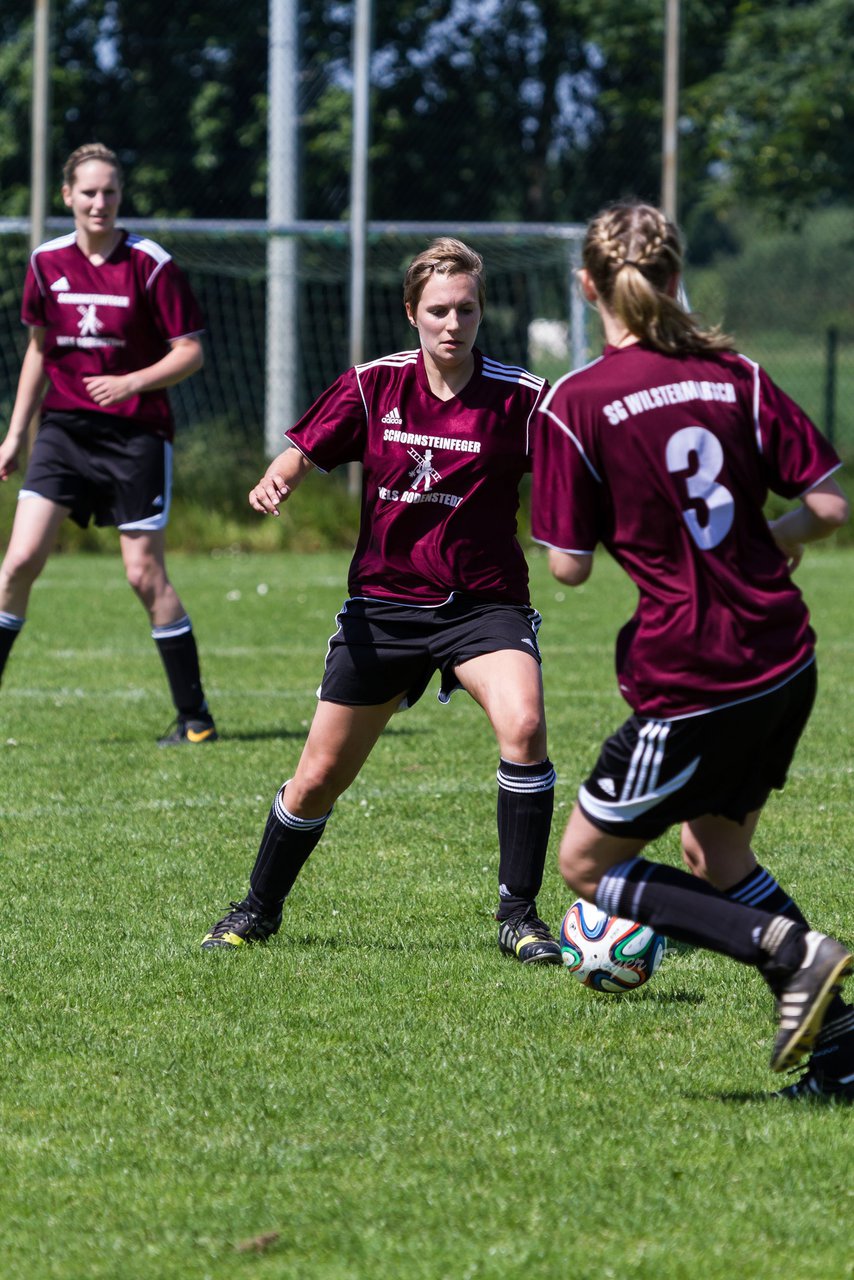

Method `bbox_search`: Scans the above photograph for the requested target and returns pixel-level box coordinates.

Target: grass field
[1,545,852,1280]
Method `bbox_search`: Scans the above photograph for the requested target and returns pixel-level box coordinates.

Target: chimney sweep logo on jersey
[54,290,130,350]
[77,303,104,338]
[376,444,462,509]
[407,447,441,492]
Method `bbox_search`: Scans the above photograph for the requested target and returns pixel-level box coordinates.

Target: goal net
[0,220,588,457]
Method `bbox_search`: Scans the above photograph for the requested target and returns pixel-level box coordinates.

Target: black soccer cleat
[158,714,219,747]
[201,899,282,950]
[770,931,853,1072]
[774,1066,854,1104]
[497,909,562,965]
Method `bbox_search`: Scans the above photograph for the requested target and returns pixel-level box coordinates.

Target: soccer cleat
[201,899,282,950]
[497,909,562,965]
[774,1066,854,1103]
[770,931,853,1072]
[158,714,218,747]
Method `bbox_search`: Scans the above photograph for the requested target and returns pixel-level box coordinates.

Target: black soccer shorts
[577,660,817,839]
[21,410,172,531]
[319,593,543,708]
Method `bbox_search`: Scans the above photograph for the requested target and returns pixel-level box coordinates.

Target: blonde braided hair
[583,201,732,355]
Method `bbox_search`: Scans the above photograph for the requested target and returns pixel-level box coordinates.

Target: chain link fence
[1,215,852,461]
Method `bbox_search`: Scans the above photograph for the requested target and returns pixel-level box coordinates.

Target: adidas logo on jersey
[381,406,403,424]
[51,276,70,292]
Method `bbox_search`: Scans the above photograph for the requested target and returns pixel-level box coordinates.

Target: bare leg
[455,649,559,957]
[454,648,547,762]
[119,528,185,625]
[0,494,69,617]
[681,810,761,890]
[284,694,406,817]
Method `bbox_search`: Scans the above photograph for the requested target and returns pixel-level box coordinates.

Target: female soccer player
[532,200,852,1098]
[202,237,560,964]
[0,143,216,745]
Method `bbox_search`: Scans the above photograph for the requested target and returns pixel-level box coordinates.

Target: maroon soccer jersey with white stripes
[531,343,841,717]
[286,348,548,604]
[21,229,204,440]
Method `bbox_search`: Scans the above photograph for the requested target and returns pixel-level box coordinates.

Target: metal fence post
[824,325,838,446]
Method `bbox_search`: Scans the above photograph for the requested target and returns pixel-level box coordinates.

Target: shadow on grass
[184,723,431,745]
[641,989,704,1005]
[692,1088,791,1105]
[203,727,312,743]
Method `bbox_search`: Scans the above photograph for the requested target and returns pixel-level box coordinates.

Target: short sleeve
[20,261,46,328]
[530,394,602,553]
[756,366,840,499]
[284,367,367,470]
[146,259,205,341]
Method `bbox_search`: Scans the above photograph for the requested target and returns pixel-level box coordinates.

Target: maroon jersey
[286,348,548,604]
[21,229,204,440]
[531,343,841,717]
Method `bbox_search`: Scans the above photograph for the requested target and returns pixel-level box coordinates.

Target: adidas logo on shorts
[381,406,403,424]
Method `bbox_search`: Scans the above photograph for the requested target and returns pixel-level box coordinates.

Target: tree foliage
[686,0,854,224]
[0,0,268,218]
[0,0,851,226]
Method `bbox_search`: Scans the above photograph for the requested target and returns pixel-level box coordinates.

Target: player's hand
[768,517,804,571]
[249,472,291,516]
[780,543,804,572]
[0,440,20,481]
[83,373,135,407]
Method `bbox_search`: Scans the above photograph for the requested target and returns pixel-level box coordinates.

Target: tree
[686,0,854,223]
[300,0,743,225]
[302,0,667,222]
[4,0,848,229]
[0,0,267,219]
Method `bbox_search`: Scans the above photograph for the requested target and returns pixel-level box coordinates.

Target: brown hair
[403,237,486,314]
[583,201,733,355]
[62,143,123,189]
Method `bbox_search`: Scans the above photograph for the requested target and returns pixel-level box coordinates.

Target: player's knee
[558,838,595,900]
[285,767,341,816]
[0,547,45,589]
[501,706,547,760]
[681,839,706,878]
[124,559,148,595]
[124,560,165,607]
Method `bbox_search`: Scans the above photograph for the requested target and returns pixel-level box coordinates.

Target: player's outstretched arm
[249,445,315,516]
[769,476,849,570]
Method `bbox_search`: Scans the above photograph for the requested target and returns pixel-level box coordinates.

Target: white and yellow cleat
[201,899,282,950]
[497,910,562,965]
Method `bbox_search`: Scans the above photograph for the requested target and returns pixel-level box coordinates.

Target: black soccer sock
[807,1007,854,1074]
[247,784,332,916]
[724,863,808,926]
[725,862,850,1027]
[595,856,808,973]
[152,615,209,719]
[0,612,25,683]
[495,757,556,920]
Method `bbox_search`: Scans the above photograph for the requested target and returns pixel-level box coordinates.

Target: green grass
[1,546,853,1280]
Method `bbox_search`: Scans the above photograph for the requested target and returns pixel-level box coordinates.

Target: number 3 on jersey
[665,426,735,550]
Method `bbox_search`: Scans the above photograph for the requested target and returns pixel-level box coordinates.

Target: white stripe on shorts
[580,754,701,826]
[621,720,669,801]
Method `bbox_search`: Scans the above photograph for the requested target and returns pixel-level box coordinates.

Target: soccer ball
[560,899,666,993]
